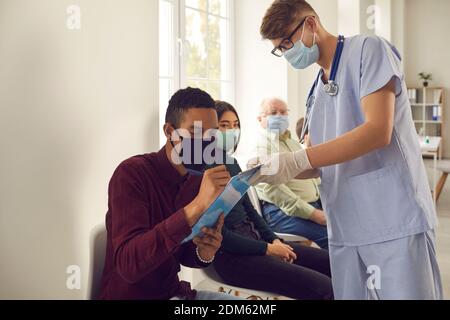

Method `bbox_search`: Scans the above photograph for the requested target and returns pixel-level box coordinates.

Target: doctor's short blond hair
[260,0,317,40]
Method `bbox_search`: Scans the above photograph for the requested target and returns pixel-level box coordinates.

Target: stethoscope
[300,35,345,143]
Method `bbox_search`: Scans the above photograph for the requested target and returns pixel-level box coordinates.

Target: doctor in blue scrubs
[252,0,443,300]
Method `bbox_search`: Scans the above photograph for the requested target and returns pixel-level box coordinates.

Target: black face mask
[170,131,218,176]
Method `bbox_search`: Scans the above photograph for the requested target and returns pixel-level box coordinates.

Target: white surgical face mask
[217,129,240,153]
[284,22,319,70]
[267,115,289,134]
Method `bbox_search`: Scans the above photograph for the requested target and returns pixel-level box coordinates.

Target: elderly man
[255,97,328,250]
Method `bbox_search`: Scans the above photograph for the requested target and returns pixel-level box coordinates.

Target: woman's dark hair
[215,100,241,127]
[215,100,241,152]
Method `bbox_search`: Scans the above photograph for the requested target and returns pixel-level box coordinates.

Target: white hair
[260,97,288,113]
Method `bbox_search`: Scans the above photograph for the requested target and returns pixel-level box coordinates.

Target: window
[159,0,234,144]
[183,0,234,100]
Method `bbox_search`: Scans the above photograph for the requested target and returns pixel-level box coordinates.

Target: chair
[435,160,450,202]
[87,224,107,300]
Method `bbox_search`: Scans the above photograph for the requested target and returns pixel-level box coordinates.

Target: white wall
[404,0,450,157]
[374,0,391,40]
[234,0,288,160]
[337,0,393,40]
[391,0,405,59]
[0,0,159,299]
[337,0,360,37]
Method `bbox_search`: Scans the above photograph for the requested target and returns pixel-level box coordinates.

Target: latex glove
[248,149,314,186]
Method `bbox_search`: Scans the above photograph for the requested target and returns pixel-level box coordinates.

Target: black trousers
[213,243,333,300]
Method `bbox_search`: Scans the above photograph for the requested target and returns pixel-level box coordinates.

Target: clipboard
[182,165,262,243]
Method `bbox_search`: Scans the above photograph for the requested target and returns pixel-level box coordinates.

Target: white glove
[247,149,314,186]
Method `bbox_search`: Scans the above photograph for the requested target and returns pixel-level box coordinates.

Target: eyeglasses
[271,16,310,57]
[261,109,291,117]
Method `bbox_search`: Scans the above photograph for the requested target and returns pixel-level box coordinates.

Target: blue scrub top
[309,35,437,246]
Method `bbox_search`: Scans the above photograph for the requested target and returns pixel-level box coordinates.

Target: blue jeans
[262,201,329,250]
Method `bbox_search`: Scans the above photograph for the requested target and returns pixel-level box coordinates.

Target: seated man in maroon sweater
[99,88,241,300]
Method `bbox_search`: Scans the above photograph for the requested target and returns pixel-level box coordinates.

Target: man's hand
[185,166,231,227]
[310,209,327,226]
[193,214,225,262]
[266,239,297,263]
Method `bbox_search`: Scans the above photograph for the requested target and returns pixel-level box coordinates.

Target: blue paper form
[182,165,262,243]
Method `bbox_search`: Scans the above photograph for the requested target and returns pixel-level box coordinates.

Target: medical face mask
[267,115,289,134]
[284,23,319,70]
[217,129,240,153]
[170,130,218,176]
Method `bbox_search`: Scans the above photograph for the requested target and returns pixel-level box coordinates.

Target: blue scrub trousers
[330,230,443,300]
[262,201,329,250]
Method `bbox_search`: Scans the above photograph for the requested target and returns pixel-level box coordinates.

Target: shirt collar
[259,128,292,142]
[280,130,292,141]
[153,146,188,185]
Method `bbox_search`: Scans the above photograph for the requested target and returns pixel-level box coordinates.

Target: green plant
[418,72,433,81]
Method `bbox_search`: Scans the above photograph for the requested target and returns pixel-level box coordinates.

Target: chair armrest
[275,233,309,242]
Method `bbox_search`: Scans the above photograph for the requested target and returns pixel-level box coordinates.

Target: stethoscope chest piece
[323,35,345,96]
[300,35,345,142]
[324,80,339,96]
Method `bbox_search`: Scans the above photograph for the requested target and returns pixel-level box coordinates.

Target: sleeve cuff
[161,209,192,247]
[296,202,315,219]
[259,242,269,256]
[266,234,279,243]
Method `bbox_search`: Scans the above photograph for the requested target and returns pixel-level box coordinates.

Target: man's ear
[309,16,319,33]
[163,124,173,140]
